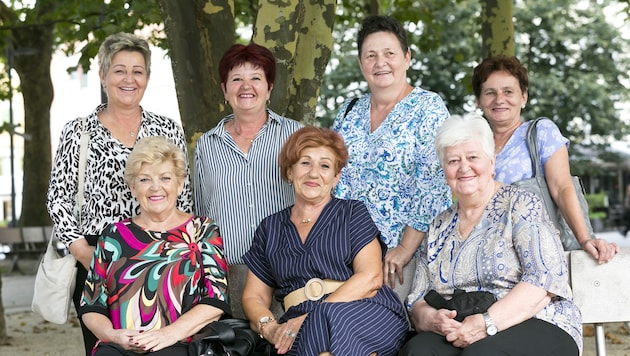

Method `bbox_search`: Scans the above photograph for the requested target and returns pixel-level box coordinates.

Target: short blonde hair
[124,136,187,186]
[98,32,151,77]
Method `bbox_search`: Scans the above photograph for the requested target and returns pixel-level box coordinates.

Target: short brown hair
[278,127,348,181]
[472,55,528,99]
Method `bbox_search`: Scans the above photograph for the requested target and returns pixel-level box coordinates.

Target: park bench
[226,248,630,356]
[0,226,51,274]
[568,248,630,356]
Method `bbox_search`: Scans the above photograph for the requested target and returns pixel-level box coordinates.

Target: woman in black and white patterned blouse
[46,32,192,356]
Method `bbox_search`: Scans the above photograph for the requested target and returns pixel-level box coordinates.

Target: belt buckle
[304,278,326,301]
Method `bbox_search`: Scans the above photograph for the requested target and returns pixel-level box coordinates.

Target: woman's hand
[410,301,459,335]
[445,313,486,348]
[384,226,424,288]
[265,315,307,354]
[581,238,619,264]
[130,328,182,353]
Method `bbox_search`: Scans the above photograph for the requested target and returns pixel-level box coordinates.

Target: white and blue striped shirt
[193,109,303,264]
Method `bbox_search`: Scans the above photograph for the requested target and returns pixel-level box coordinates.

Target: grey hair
[435,114,495,166]
[98,32,151,77]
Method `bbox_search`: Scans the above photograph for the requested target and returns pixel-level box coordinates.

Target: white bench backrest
[569,248,630,324]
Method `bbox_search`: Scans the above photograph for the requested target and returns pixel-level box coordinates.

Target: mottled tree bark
[481,0,514,57]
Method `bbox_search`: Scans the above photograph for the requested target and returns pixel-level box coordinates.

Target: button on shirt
[194,110,303,264]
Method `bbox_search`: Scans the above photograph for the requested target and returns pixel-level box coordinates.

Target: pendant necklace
[301,218,311,224]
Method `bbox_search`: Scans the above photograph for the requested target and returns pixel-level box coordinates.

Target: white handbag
[31,234,78,324]
[32,117,88,324]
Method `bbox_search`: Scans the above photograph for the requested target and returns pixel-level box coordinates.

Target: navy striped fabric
[193,110,302,264]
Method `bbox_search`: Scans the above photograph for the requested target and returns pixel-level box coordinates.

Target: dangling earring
[267,99,271,106]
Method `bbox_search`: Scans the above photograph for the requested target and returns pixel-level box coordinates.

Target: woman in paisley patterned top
[79,137,230,356]
[332,15,451,302]
[400,115,582,355]
[46,33,192,355]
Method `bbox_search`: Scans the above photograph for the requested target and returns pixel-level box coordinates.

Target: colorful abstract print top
[79,216,230,330]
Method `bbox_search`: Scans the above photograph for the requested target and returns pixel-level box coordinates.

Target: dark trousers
[399,318,579,356]
[92,342,189,356]
[74,235,99,356]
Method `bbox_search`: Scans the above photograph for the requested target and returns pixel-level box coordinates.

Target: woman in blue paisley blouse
[79,136,230,356]
[332,15,451,302]
[400,115,581,355]
[46,33,192,355]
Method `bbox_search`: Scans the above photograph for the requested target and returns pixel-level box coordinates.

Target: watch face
[487,325,498,336]
[259,316,270,323]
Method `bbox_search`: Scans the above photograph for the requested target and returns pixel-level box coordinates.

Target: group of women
[46,14,618,356]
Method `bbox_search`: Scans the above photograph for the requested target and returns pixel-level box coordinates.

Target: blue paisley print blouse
[407,185,582,352]
[332,87,452,248]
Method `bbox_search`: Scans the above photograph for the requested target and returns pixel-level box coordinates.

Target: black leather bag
[424,289,497,322]
[188,318,259,356]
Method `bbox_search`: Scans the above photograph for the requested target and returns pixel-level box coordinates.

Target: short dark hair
[472,55,529,99]
[278,127,348,181]
[218,43,276,90]
[357,15,409,56]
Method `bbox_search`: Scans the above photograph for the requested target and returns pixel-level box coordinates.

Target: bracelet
[257,315,275,339]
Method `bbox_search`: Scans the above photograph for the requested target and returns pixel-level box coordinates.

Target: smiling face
[477,71,528,128]
[443,141,495,200]
[287,146,341,204]
[129,161,184,219]
[222,62,272,115]
[358,31,411,91]
[100,50,148,110]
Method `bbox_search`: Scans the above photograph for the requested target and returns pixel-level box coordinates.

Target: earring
[267,99,271,106]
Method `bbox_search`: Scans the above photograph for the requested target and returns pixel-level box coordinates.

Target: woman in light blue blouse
[472,55,617,264]
[332,15,452,303]
[401,114,582,355]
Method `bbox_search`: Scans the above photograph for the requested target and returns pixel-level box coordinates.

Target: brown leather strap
[283,278,344,310]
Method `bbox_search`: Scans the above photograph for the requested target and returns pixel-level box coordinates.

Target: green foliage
[585,193,609,219]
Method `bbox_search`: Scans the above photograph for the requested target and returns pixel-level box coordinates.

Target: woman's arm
[545,147,618,263]
[131,304,224,352]
[82,312,144,352]
[327,238,383,302]
[242,270,303,354]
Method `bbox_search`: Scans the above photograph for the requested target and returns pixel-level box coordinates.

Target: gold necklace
[301,218,311,224]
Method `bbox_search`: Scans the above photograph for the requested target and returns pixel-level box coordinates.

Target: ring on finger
[285,329,293,336]
[290,332,297,338]
[389,269,396,274]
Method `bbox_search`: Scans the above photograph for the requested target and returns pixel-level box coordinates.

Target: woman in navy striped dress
[242,127,408,355]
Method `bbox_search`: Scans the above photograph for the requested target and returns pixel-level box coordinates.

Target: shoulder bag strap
[343,97,359,118]
[524,117,546,179]
[76,117,89,227]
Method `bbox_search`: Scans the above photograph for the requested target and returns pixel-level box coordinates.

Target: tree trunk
[252,0,336,125]
[156,0,235,152]
[481,0,514,57]
[12,25,55,227]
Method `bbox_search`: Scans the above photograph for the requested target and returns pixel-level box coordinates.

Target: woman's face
[477,71,528,127]
[358,31,411,91]
[287,146,340,204]
[443,140,495,199]
[222,62,272,115]
[129,161,184,218]
[100,50,148,110]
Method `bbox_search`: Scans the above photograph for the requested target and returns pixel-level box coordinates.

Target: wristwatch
[257,315,275,338]
[483,312,498,336]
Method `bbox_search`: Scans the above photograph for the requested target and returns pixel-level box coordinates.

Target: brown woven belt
[283,278,344,310]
